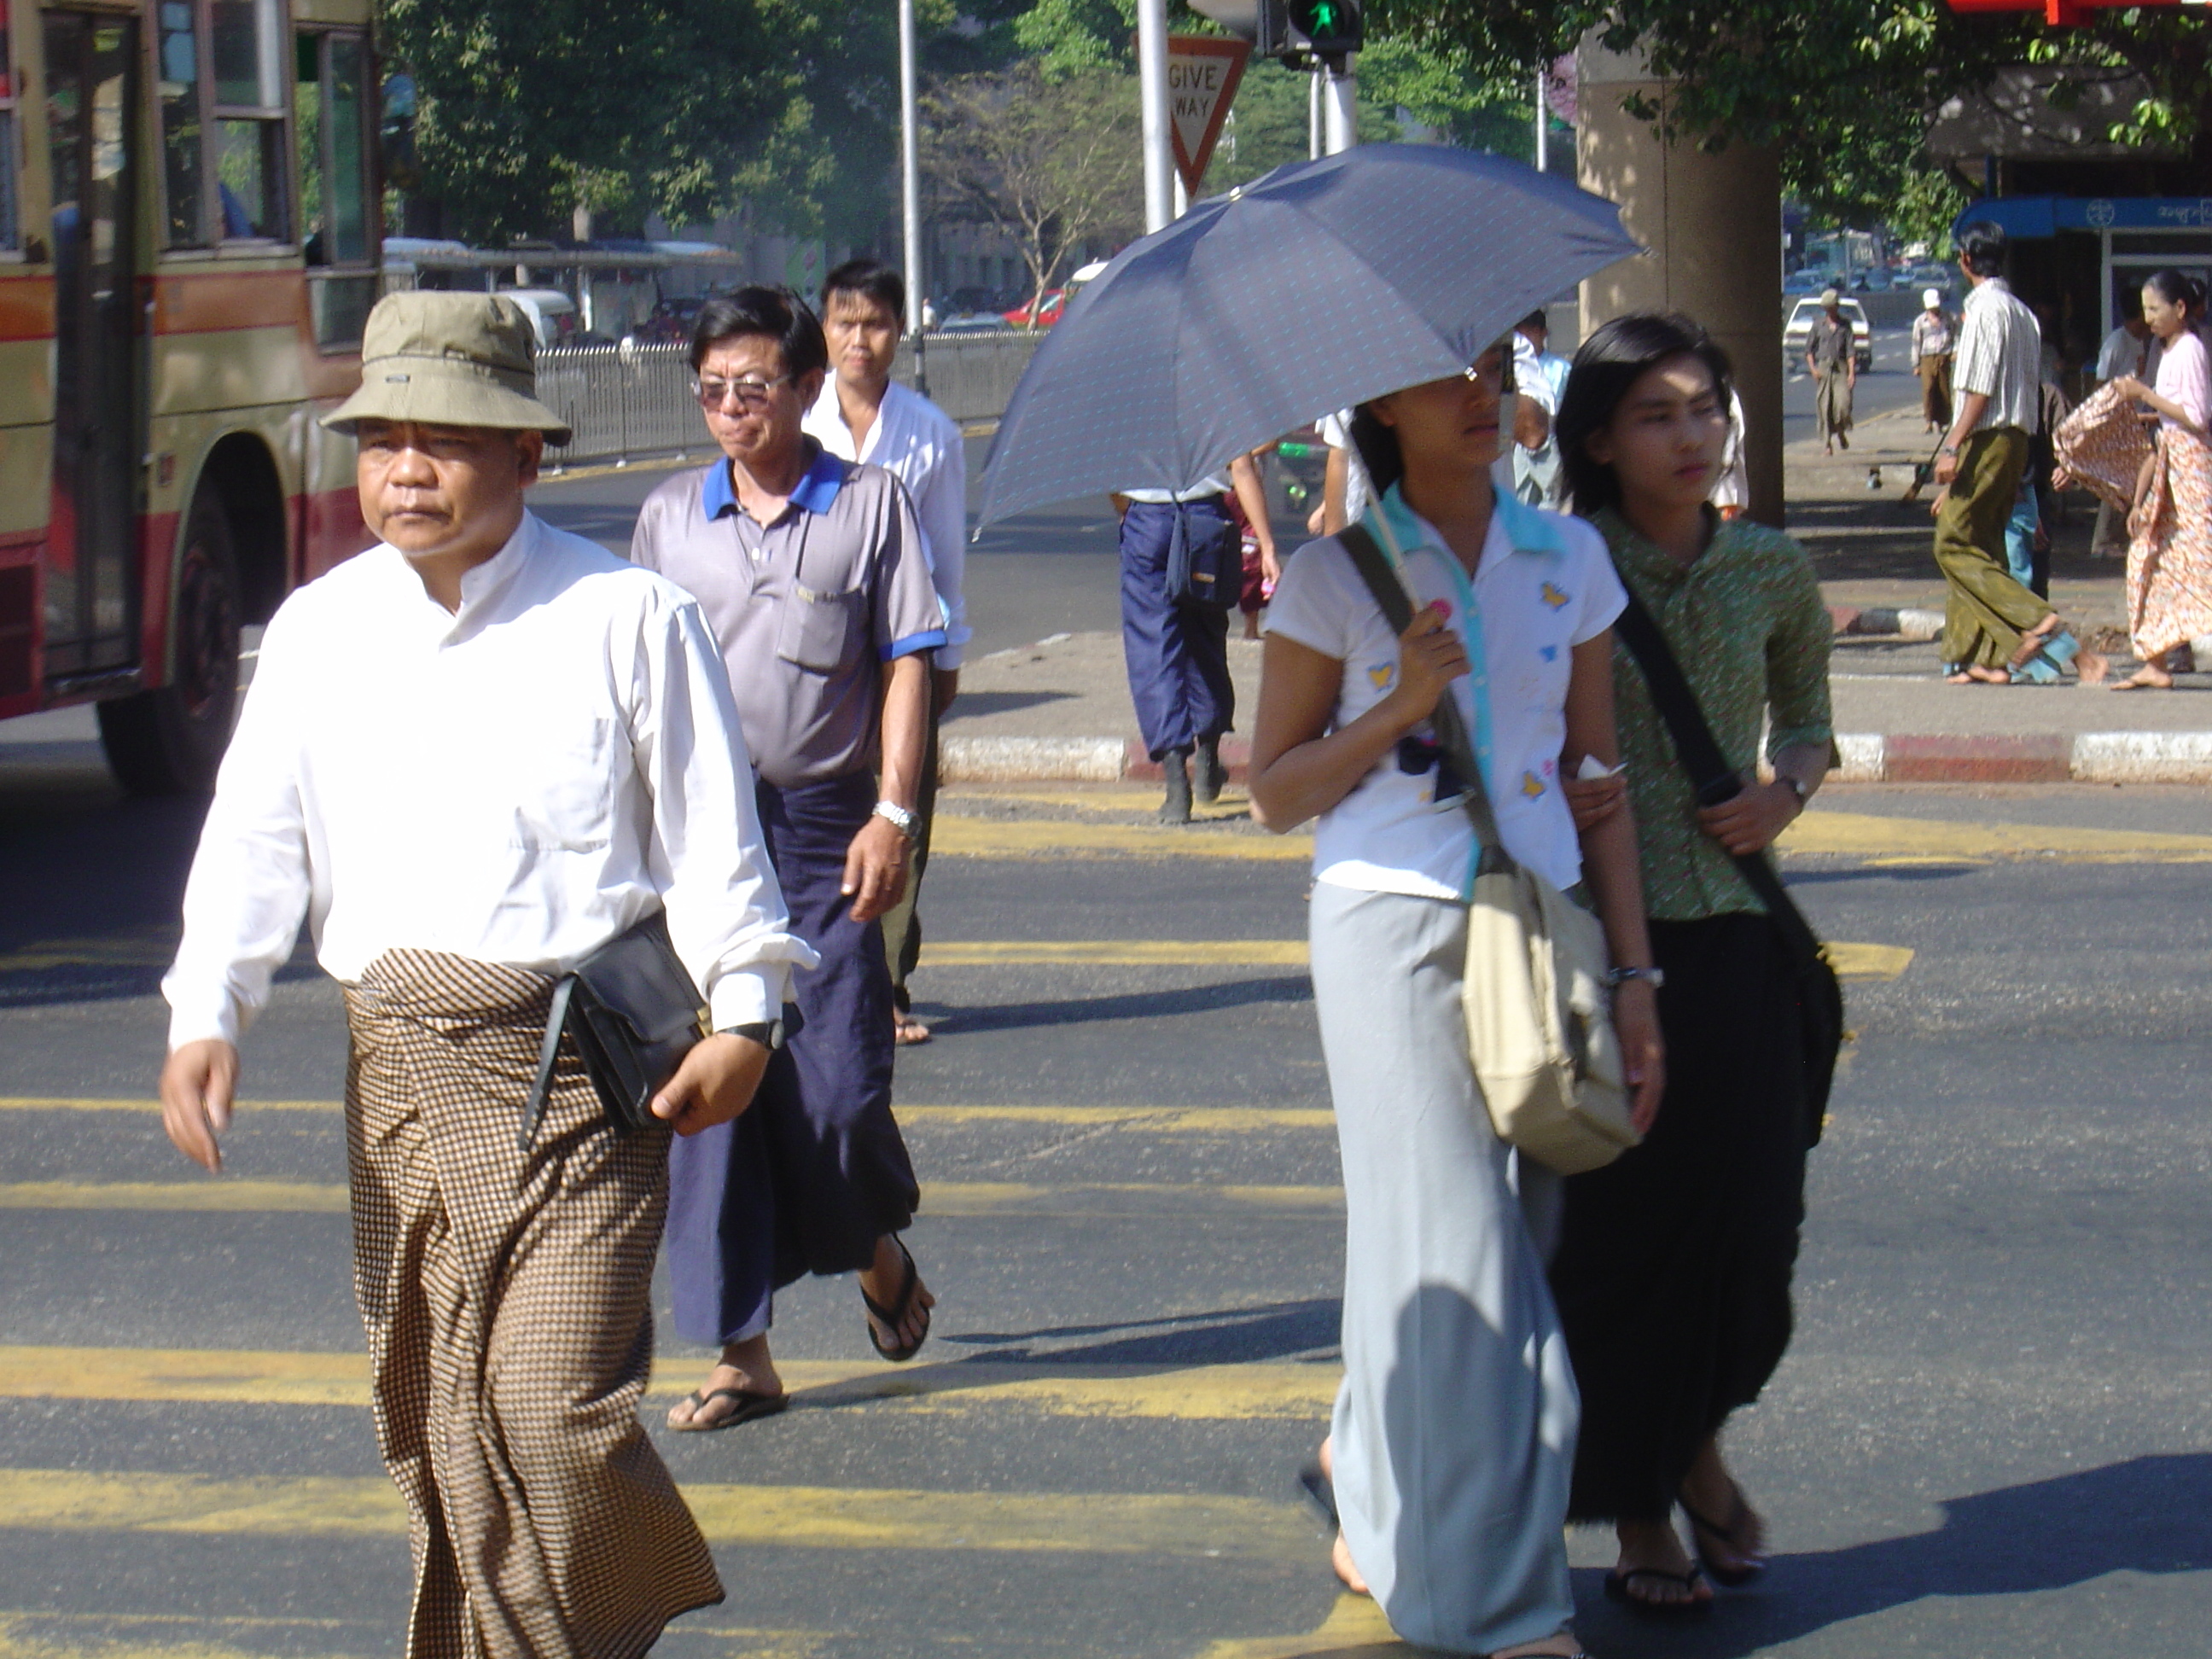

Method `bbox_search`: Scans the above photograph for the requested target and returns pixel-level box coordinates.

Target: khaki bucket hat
[322,291,573,444]
[1819,287,1842,307]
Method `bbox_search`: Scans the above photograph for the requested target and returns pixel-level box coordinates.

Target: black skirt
[1549,911,1811,1523]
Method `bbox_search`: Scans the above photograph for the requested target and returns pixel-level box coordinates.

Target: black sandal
[1679,1481,1767,1586]
[863,1237,931,1363]
[670,1386,789,1433]
[1604,1563,1712,1616]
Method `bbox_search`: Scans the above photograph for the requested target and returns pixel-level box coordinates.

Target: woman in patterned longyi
[2104,271,2212,690]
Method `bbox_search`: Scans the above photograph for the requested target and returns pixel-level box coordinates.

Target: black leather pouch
[521,911,705,1149]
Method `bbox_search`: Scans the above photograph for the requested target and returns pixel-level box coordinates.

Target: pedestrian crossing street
[0,1086,1371,1659]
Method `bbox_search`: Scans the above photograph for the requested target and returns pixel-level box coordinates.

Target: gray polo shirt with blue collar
[631,443,946,789]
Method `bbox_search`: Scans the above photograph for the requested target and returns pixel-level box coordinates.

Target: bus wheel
[98,492,243,796]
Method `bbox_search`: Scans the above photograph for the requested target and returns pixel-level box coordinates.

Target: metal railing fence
[538,331,1047,469]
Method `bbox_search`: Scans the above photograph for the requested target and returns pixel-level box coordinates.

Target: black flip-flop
[863,1236,931,1363]
[1604,1564,1712,1616]
[1680,1483,1767,1586]
[671,1386,789,1433]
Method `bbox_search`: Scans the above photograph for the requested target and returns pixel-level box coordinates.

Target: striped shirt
[1952,277,2041,434]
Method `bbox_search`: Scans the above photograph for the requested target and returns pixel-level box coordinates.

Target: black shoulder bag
[519,911,707,1150]
[1611,593,1845,1146]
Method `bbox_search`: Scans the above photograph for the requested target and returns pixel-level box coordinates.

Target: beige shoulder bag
[1339,523,1638,1175]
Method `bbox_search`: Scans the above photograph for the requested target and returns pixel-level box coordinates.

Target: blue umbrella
[976,143,1641,527]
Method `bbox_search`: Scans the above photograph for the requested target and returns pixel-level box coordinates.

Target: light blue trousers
[1310,881,1578,1654]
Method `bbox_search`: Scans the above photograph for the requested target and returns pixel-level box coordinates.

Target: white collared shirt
[1953,277,2042,434]
[162,511,818,1050]
[806,378,970,668]
[1265,488,1627,900]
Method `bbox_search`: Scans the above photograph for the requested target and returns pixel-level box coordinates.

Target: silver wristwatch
[1605,965,1666,989]
[872,800,920,840]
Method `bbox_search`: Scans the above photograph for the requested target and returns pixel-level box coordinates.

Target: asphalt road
[3,756,2211,1658]
[529,327,1928,660]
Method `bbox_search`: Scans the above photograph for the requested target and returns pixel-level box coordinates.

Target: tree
[1365,2,2212,222]
[920,65,1144,319]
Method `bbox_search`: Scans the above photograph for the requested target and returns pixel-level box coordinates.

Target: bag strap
[1337,523,1514,876]
[519,975,577,1153]
[1609,587,1826,965]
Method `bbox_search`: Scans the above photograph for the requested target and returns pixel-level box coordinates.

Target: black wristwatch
[719,1019,785,1051]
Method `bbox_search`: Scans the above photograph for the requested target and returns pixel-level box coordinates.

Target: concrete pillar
[1576,38,1784,527]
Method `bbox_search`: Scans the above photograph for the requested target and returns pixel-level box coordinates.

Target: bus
[0,0,381,792]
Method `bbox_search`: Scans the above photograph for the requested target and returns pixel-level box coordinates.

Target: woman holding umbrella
[1250,340,1666,1658]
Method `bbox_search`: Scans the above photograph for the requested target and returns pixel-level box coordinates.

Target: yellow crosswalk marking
[0,1100,1339,1130]
[1196,1592,1399,1657]
[0,1346,1340,1420]
[0,1179,1344,1217]
[0,1613,825,1659]
[923,940,1311,966]
[1779,809,2212,863]
[932,815,1312,861]
[0,1469,1315,1558]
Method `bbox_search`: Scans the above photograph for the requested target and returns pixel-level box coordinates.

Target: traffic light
[1283,0,1363,57]
[1190,0,1363,65]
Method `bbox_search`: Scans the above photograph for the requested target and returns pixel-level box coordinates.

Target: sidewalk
[944,408,2212,786]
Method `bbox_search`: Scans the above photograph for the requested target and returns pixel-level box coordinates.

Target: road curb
[945,731,2212,787]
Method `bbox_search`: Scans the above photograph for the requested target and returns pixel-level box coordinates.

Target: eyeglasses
[692,374,791,410]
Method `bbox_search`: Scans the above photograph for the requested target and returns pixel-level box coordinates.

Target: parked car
[1782,268,1825,295]
[1783,295,1872,373]
[1004,288,1068,329]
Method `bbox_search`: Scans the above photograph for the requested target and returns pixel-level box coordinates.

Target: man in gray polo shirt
[632,287,946,1430]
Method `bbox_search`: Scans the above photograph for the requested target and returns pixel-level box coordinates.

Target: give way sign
[1167,35,1252,196]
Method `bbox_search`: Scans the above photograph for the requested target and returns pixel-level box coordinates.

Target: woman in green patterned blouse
[1547,314,1836,1617]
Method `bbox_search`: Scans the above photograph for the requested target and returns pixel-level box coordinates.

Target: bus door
[42,10,139,679]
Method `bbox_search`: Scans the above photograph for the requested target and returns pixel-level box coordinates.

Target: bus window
[0,0,17,253]
[296,29,375,346]
[155,0,205,245]
[212,0,285,241]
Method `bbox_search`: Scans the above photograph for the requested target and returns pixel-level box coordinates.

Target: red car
[1003,288,1068,329]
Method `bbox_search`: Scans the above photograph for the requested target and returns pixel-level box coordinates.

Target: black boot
[1158,749,1193,824]
[1192,735,1225,805]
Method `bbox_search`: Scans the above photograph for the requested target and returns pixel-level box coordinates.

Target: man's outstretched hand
[650,1032,773,1137]
[160,1039,241,1173]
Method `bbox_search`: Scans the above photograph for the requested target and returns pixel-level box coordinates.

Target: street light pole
[1137,0,1173,231]
[898,0,923,335]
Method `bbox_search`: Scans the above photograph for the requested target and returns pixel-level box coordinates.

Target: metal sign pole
[899,0,923,336]
[1137,0,1174,231]
[1323,52,1356,154]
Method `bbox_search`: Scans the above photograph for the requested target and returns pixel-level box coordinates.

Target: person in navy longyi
[632,287,945,1431]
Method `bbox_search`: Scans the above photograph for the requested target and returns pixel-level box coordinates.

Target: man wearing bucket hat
[1912,288,1957,434]
[1806,288,1856,456]
[156,289,815,1656]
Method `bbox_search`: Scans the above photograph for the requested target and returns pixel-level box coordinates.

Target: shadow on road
[1574,1452,2212,1656]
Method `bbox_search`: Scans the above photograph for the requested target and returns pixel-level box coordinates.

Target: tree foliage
[1368,1,2211,229]
[919,65,1144,315]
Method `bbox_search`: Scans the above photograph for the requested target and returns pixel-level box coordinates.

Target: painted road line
[922,938,1913,980]
[923,940,1310,967]
[0,1469,1314,1559]
[932,814,1311,861]
[0,1179,1342,1217]
[0,1099,1336,1131]
[1780,809,2212,863]
[934,806,2212,864]
[0,1347,1340,1420]
[0,1612,827,1659]
[1197,1593,1394,1658]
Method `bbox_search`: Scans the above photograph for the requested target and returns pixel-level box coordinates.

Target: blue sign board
[1954,196,2212,239]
